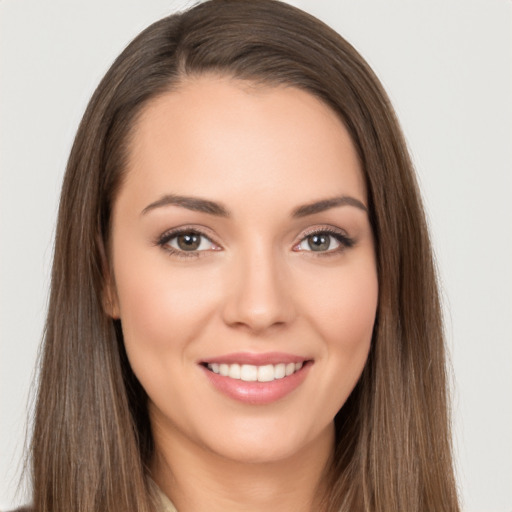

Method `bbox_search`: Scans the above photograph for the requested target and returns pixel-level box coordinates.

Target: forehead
[122,76,366,211]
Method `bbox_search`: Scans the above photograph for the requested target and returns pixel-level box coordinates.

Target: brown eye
[299,233,341,252]
[307,234,332,251]
[163,231,217,253]
[176,233,201,251]
[295,229,354,254]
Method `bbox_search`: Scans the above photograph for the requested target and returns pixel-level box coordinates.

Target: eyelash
[294,227,355,257]
[155,227,218,260]
[155,226,355,259]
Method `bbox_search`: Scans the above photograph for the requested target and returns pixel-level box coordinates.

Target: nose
[221,245,296,333]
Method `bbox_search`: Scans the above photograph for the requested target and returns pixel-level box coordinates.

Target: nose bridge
[222,238,295,332]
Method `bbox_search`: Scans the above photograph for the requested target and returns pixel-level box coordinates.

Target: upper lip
[200,352,310,366]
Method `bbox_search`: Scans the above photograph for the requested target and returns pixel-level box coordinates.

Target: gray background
[1,0,511,510]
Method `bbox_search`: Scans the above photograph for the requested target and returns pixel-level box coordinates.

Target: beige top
[148,478,178,512]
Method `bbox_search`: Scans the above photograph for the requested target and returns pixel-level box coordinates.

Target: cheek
[334,271,378,344]
[303,259,378,351]
[113,261,223,412]
[290,255,378,427]
[113,254,219,359]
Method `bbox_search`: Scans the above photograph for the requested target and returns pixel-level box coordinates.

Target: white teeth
[274,363,286,379]
[228,363,240,379]
[206,361,305,382]
[240,364,258,381]
[257,364,275,382]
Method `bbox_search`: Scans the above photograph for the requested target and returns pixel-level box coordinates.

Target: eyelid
[155,225,222,258]
[298,225,349,239]
[292,225,355,254]
[154,223,354,259]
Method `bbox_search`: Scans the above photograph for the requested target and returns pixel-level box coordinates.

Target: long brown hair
[31,1,460,510]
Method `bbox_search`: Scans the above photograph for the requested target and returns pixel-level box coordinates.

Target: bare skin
[151,410,332,512]
[108,76,378,511]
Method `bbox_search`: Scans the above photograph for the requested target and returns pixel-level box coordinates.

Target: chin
[200,421,334,466]
[210,442,303,465]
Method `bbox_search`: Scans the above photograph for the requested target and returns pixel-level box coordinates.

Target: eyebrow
[141,194,367,218]
[141,194,230,217]
[291,196,368,217]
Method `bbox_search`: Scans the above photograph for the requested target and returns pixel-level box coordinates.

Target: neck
[151,422,334,512]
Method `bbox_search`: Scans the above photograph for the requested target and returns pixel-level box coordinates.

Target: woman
[26,0,459,510]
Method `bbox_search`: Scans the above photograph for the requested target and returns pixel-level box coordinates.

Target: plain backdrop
[1,1,511,510]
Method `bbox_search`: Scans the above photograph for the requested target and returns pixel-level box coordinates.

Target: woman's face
[109,76,378,464]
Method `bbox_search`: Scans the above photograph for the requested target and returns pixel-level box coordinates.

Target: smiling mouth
[204,361,307,382]
[200,356,312,404]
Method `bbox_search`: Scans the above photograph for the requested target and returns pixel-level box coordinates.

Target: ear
[97,232,120,319]
[102,277,120,319]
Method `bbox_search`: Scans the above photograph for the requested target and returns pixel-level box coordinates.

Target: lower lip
[201,362,311,405]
